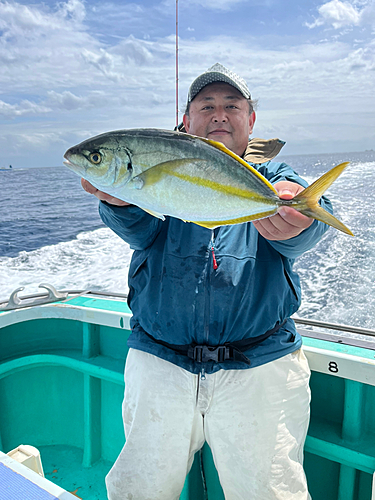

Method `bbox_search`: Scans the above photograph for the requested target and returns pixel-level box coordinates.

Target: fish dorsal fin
[196,136,278,195]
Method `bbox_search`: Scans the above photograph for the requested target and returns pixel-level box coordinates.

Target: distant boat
[0,165,12,170]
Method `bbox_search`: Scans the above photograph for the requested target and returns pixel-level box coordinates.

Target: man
[82,63,332,499]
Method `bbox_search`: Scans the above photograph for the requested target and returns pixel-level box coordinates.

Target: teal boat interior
[1,288,375,499]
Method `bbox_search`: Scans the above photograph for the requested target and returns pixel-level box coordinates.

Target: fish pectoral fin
[140,207,166,221]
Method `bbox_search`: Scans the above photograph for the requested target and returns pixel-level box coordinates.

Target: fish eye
[89,152,102,164]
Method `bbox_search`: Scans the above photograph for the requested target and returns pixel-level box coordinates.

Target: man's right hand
[81,179,130,206]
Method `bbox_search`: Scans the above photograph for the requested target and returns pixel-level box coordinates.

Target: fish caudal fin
[292,162,353,236]
[299,203,353,236]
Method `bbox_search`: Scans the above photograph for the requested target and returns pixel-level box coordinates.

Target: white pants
[106,348,311,500]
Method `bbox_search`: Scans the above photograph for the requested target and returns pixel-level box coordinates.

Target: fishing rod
[176,0,179,129]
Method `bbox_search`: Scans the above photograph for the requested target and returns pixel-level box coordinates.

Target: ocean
[1,150,374,330]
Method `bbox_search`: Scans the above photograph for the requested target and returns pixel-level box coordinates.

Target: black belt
[144,320,287,366]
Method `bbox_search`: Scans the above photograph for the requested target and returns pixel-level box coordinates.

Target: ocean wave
[1,156,375,331]
[294,161,375,329]
[0,228,132,299]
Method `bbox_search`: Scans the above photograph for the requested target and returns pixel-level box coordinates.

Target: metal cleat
[0,284,68,311]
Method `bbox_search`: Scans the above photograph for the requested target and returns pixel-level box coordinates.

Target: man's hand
[253,181,313,241]
[81,179,130,206]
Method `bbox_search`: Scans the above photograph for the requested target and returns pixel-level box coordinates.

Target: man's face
[183,82,255,157]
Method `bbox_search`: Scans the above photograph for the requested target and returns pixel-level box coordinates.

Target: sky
[0,0,374,168]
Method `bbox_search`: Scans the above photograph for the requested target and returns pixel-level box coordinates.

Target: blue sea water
[0,150,374,329]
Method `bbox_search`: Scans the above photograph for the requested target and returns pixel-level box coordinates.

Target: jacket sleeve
[258,161,333,259]
[99,201,163,251]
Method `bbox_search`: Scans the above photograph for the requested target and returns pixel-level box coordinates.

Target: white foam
[0,228,132,299]
[295,161,375,330]
[1,160,374,332]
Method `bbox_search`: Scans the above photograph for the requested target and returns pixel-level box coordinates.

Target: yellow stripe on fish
[191,209,280,228]
[63,128,354,236]
[136,158,275,203]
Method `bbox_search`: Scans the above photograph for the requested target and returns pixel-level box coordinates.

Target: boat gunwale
[1,287,374,338]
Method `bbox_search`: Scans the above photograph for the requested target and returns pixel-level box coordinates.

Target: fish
[63,128,353,236]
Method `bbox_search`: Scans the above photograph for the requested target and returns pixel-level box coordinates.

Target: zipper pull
[211,246,218,270]
[211,232,218,270]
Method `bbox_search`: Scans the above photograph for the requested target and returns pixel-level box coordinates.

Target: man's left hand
[253,181,313,241]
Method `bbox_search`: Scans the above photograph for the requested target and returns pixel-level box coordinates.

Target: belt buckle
[192,345,229,363]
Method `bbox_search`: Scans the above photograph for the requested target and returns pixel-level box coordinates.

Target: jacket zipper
[205,231,217,345]
[200,231,219,380]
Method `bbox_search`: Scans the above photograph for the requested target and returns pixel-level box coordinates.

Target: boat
[0,284,375,499]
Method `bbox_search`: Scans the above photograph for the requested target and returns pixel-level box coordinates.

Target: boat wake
[0,228,132,299]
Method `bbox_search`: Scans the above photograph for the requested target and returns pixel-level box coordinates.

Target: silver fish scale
[65,128,282,225]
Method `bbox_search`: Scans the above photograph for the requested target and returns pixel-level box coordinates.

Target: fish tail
[298,203,354,236]
[292,162,354,236]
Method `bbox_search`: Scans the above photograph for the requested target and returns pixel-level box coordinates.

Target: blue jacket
[99,160,332,374]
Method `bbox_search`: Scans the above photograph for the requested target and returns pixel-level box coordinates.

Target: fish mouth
[63,149,81,170]
[63,147,80,166]
[63,158,86,176]
[63,159,81,171]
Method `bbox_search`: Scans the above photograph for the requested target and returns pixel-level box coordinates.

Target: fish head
[63,134,133,189]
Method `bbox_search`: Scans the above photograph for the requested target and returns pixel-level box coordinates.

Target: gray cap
[188,63,251,102]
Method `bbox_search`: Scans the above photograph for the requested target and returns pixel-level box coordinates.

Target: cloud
[0,1,162,93]
[0,128,67,157]
[186,0,249,11]
[162,0,275,12]
[175,35,375,147]
[0,90,126,119]
[46,91,93,111]
[360,1,375,26]
[0,0,85,35]
[306,0,375,29]
[0,0,102,92]
[59,0,86,23]
[45,90,130,111]
[0,99,51,119]
[113,35,154,65]
[1,0,375,166]
[81,48,123,81]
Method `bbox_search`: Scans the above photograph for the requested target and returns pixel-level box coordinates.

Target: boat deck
[1,290,374,499]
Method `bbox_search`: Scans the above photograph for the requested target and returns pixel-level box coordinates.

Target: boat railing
[0,286,128,311]
[293,316,375,339]
[1,285,375,344]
